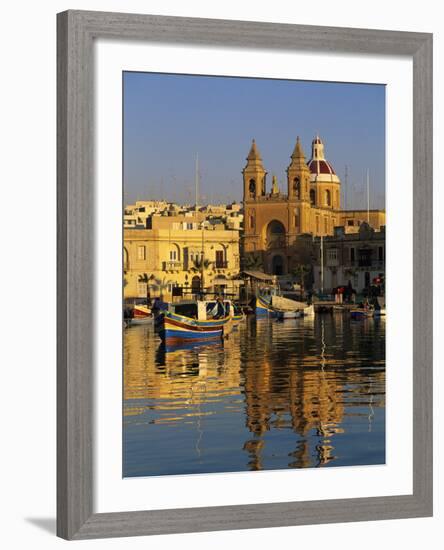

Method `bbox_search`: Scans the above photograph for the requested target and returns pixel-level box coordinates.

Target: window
[249,179,256,198]
[294,207,300,230]
[358,248,373,267]
[347,220,354,226]
[169,250,177,261]
[350,247,355,262]
[293,177,300,199]
[249,215,255,229]
[137,282,147,297]
[310,189,316,206]
[324,217,329,233]
[316,215,320,233]
[325,189,331,206]
[215,250,225,268]
[378,246,384,261]
[137,245,146,260]
[327,249,338,265]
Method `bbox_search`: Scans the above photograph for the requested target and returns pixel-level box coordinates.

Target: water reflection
[123,315,385,477]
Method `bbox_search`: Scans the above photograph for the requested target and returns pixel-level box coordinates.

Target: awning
[241,270,275,282]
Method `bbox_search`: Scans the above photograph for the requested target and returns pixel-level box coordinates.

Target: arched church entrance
[266,220,286,249]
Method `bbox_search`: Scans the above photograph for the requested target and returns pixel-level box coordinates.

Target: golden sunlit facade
[123,213,240,302]
[243,136,386,275]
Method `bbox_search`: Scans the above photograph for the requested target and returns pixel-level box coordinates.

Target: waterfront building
[242,136,385,275]
[123,211,241,302]
[312,222,385,294]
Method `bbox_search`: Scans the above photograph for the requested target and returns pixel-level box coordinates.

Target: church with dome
[242,136,386,275]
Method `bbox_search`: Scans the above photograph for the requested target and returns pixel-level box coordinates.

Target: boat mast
[366,168,370,223]
[201,223,205,296]
[320,235,324,294]
[195,153,199,211]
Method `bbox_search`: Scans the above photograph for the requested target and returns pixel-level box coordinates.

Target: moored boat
[159,299,232,344]
[255,295,276,317]
[131,304,154,325]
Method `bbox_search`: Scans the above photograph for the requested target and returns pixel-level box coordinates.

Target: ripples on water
[123,315,385,477]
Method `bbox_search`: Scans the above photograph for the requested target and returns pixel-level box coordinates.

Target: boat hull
[255,296,277,317]
[160,312,229,343]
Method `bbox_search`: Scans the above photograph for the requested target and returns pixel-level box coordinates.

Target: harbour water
[123,315,385,477]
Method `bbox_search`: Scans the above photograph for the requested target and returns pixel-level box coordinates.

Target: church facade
[242,136,385,275]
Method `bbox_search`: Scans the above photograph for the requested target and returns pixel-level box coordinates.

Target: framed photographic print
[57,10,433,540]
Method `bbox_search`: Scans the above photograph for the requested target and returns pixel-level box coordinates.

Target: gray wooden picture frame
[57,9,433,540]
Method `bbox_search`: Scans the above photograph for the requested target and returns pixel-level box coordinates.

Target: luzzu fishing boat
[131,304,154,325]
[159,299,232,344]
[231,303,245,324]
[255,294,277,317]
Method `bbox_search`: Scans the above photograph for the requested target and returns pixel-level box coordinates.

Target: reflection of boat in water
[159,299,232,344]
[158,338,225,355]
[276,310,303,320]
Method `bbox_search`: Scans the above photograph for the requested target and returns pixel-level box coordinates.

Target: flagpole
[320,235,324,295]
[195,153,199,211]
[366,168,370,223]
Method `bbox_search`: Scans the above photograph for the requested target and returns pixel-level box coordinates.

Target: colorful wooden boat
[159,299,232,344]
[255,295,277,317]
[131,304,154,325]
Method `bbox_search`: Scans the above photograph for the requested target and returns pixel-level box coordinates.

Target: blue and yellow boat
[159,299,232,344]
[255,294,277,317]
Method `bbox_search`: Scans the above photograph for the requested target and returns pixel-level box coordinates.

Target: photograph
[122,72,386,478]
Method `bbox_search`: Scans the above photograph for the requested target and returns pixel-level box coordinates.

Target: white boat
[303,304,315,317]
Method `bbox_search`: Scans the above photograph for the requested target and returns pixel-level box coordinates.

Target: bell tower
[243,139,267,202]
[287,137,310,201]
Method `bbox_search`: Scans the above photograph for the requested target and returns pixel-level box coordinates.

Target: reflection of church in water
[242,136,385,275]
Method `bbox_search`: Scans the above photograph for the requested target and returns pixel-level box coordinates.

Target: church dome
[307,136,340,184]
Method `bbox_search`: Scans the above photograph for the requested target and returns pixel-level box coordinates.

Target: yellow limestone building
[243,136,385,275]
[124,213,240,302]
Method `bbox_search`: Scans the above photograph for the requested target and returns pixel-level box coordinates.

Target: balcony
[163,260,183,271]
[349,260,385,269]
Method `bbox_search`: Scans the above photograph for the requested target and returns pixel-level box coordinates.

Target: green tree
[244,252,263,271]
[190,257,213,294]
[291,264,312,293]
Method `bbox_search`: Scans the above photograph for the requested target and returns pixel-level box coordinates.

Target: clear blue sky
[123,72,385,209]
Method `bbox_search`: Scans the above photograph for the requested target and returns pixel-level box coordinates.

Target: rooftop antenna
[366,168,370,223]
[195,153,199,211]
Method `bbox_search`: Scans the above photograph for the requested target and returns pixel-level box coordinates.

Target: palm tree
[291,264,312,294]
[150,276,175,301]
[190,257,213,294]
[137,273,154,306]
[244,252,263,271]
